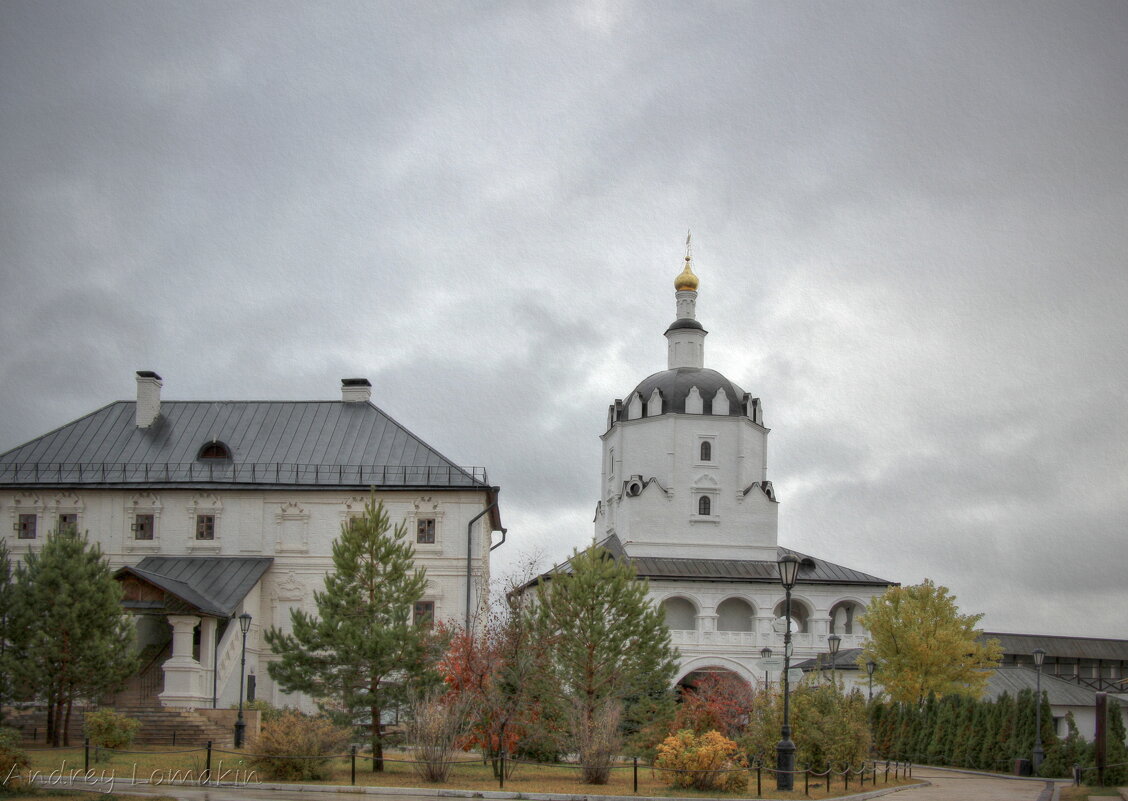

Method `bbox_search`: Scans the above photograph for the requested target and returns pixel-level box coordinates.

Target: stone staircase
[114,704,235,747]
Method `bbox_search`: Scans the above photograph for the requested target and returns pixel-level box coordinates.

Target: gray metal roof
[625,368,747,417]
[794,647,867,671]
[984,666,1102,707]
[529,535,894,589]
[0,400,491,490]
[115,556,273,617]
[982,632,1128,662]
[603,536,893,586]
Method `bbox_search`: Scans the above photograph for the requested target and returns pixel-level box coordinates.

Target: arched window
[700,441,712,461]
[716,598,755,632]
[829,601,865,635]
[698,496,711,516]
[662,597,697,631]
[773,600,810,633]
[197,441,232,460]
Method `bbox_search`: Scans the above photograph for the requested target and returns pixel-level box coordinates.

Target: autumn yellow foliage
[859,579,1002,704]
[654,729,749,792]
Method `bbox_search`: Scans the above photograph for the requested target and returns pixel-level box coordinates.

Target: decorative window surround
[696,435,717,466]
[411,497,443,552]
[275,501,309,553]
[126,492,162,552]
[7,493,42,549]
[187,492,222,552]
[48,491,83,536]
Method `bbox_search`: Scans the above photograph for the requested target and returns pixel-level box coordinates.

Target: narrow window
[57,513,78,534]
[414,601,435,628]
[698,496,711,516]
[700,441,712,461]
[133,514,155,540]
[417,518,436,544]
[16,514,36,540]
[195,514,216,540]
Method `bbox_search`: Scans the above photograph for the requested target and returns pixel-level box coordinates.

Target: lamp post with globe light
[866,660,876,702]
[234,612,252,748]
[776,554,800,791]
[1033,648,1046,771]
[827,633,841,685]
[761,646,773,691]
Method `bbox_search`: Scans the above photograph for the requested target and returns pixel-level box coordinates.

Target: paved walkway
[896,767,1057,801]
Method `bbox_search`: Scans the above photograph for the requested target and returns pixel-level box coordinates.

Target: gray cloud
[2,1,1125,637]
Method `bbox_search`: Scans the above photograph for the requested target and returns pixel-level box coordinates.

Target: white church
[588,243,894,689]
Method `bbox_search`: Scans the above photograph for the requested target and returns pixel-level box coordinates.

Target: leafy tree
[533,544,678,782]
[437,590,558,776]
[858,579,1001,705]
[9,527,137,746]
[265,496,432,770]
[673,672,756,740]
[741,682,871,768]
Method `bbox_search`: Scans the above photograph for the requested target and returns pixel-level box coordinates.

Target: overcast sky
[2,2,1125,639]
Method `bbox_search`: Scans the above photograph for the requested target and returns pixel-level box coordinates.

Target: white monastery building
[591,242,895,689]
[0,376,504,713]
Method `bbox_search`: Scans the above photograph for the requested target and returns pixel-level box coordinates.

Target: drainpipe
[465,502,504,631]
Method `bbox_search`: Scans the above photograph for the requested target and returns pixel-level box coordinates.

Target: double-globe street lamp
[1033,648,1046,771]
[776,553,800,792]
[234,612,252,748]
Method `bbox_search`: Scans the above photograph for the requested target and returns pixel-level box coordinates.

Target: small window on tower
[417,518,436,544]
[196,514,216,540]
[133,514,155,540]
[698,496,711,516]
[16,514,36,539]
[700,441,712,461]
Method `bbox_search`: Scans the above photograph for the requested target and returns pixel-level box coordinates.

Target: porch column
[198,617,218,706]
[159,615,208,708]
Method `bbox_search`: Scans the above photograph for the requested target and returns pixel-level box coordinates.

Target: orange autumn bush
[653,729,748,792]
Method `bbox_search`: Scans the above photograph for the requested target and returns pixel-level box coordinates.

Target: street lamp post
[776,554,800,792]
[866,660,876,702]
[234,612,252,748]
[761,647,773,692]
[1032,648,1046,772]
[827,633,841,686]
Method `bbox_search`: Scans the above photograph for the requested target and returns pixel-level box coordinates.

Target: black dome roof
[627,367,747,416]
[663,318,706,334]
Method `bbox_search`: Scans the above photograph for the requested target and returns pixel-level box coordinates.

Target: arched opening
[197,441,232,460]
[662,596,697,631]
[830,601,865,635]
[716,597,755,632]
[773,600,810,633]
[700,441,711,461]
[675,668,754,738]
[697,496,711,516]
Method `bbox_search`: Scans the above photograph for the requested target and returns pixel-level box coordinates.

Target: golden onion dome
[674,256,699,291]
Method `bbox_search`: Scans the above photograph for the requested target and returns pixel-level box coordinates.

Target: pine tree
[265,496,432,771]
[927,697,955,764]
[9,527,137,746]
[533,544,678,782]
[0,541,12,727]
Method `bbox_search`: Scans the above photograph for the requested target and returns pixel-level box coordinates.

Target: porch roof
[115,556,273,617]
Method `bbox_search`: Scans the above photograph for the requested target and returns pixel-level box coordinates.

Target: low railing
[0,462,489,488]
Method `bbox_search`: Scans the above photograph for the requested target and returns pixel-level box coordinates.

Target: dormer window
[197,441,231,460]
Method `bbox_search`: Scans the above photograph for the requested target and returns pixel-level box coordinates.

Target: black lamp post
[776,553,800,791]
[234,612,252,748]
[761,647,773,691]
[827,633,841,686]
[866,660,876,702]
[1032,648,1046,771]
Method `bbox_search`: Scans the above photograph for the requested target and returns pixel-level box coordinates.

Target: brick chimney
[136,371,163,428]
[341,377,372,403]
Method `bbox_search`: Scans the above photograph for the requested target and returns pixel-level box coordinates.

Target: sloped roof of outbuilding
[0,399,493,493]
[984,665,1102,707]
[115,556,273,617]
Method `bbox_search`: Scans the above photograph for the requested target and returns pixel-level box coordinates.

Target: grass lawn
[1057,786,1124,800]
[16,746,915,799]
